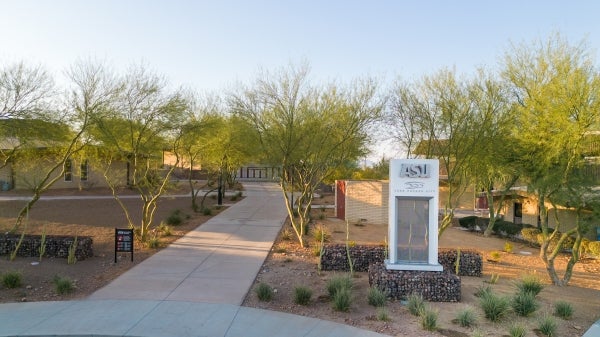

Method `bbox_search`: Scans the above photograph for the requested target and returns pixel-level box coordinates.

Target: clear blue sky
[1,0,598,157]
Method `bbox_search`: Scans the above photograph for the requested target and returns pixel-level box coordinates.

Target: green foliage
[588,241,600,256]
[406,293,425,316]
[488,273,500,284]
[494,220,522,236]
[419,306,438,331]
[458,216,478,229]
[521,228,541,244]
[455,307,477,327]
[508,322,527,337]
[479,291,510,322]
[53,275,75,295]
[455,247,461,274]
[504,241,513,253]
[537,313,558,336]
[157,222,172,236]
[512,291,539,316]
[516,274,544,296]
[202,207,212,215]
[475,284,493,297]
[554,301,574,320]
[332,287,352,312]
[165,209,184,226]
[312,224,330,242]
[376,307,391,321]
[280,228,293,241]
[367,287,387,307]
[293,286,312,305]
[255,283,274,302]
[489,250,502,262]
[2,271,23,289]
[147,237,161,248]
[326,275,352,297]
[67,236,77,265]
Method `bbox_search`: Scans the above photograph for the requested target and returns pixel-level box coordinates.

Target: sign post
[386,159,442,271]
[115,228,134,263]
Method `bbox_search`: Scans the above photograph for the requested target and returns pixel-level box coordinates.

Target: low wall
[0,234,94,260]
[320,244,482,277]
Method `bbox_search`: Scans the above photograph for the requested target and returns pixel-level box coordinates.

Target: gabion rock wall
[320,244,482,277]
[0,234,94,260]
[368,263,461,302]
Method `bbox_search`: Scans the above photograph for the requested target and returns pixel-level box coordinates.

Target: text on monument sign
[115,228,134,262]
[399,163,430,178]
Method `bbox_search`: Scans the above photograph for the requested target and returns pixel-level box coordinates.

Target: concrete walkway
[0,182,389,337]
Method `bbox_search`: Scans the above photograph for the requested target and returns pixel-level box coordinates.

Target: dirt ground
[1,189,599,337]
[242,195,600,337]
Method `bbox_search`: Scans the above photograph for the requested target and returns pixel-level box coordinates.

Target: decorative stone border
[0,234,94,260]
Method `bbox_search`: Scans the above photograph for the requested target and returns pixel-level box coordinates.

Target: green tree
[230,64,383,247]
[91,65,191,242]
[503,34,600,285]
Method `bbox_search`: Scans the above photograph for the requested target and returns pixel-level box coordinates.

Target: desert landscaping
[1,188,599,337]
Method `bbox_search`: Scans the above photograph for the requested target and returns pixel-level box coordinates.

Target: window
[64,159,73,182]
[80,159,89,181]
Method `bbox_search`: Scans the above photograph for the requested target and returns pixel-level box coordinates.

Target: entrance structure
[386,159,442,271]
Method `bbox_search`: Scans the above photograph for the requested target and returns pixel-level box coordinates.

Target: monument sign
[386,159,443,271]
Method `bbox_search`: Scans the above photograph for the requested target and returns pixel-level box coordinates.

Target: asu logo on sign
[399,164,430,178]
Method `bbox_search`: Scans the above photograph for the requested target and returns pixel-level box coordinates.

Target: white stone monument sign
[386,159,443,271]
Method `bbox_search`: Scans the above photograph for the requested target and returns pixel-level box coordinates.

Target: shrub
[588,241,600,256]
[516,274,544,296]
[455,307,477,327]
[512,291,539,316]
[280,228,293,241]
[158,223,172,236]
[458,216,478,230]
[2,271,22,289]
[326,275,352,297]
[332,287,352,312]
[494,220,522,236]
[367,287,387,307]
[312,224,330,243]
[489,251,502,262]
[406,292,425,316]
[294,286,312,305]
[475,284,493,297]
[554,301,574,320]
[488,273,500,284]
[255,283,274,302]
[202,207,212,216]
[376,307,391,321]
[165,209,184,226]
[53,276,75,295]
[67,236,78,265]
[147,237,161,249]
[420,306,438,331]
[538,313,558,336]
[508,322,527,337]
[521,228,541,245]
[479,292,510,322]
[504,241,514,253]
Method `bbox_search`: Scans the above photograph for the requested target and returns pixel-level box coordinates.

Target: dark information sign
[115,228,134,263]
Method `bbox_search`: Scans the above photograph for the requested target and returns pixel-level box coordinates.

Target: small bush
[281,228,293,241]
[312,224,330,243]
[475,284,493,297]
[508,322,527,337]
[202,207,212,216]
[489,251,502,262]
[326,275,352,297]
[521,228,541,245]
[147,237,161,248]
[2,271,22,289]
[367,287,387,307]
[588,241,600,256]
[554,301,574,320]
[157,223,172,236]
[471,329,485,337]
[479,292,510,322]
[165,209,184,226]
[255,283,274,302]
[294,286,312,305]
[488,273,500,284]
[538,313,558,336]
[504,241,514,253]
[406,293,425,316]
[458,216,478,229]
[512,291,539,316]
[53,276,75,295]
[455,307,477,327]
[273,244,287,253]
[494,220,522,236]
[420,307,438,331]
[376,307,391,321]
[516,274,544,296]
[332,287,352,312]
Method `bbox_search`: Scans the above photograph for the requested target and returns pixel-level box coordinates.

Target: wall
[343,180,388,225]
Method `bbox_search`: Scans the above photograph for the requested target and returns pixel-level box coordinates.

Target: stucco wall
[344,180,389,225]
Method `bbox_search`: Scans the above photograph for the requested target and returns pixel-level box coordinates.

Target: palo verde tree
[390,69,488,237]
[230,64,383,247]
[503,34,600,285]
[91,65,191,242]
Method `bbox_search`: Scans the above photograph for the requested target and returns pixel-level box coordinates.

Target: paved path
[0,182,389,337]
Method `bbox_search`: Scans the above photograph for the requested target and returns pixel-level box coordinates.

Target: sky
[1,0,599,158]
